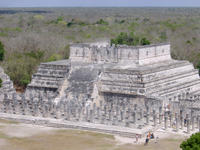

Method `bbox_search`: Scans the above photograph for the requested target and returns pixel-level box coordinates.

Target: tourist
[135,134,139,143]
[155,136,159,143]
[144,135,149,145]
[184,119,187,127]
[150,133,154,139]
[148,132,151,139]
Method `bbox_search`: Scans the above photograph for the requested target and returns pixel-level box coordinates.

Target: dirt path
[0,119,186,150]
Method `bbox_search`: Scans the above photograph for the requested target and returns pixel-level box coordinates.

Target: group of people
[134,132,159,145]
[144,132,159,145]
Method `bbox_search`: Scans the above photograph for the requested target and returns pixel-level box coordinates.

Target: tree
[96,19,109,25]
[140,37,151,45]
[111,32,151,46]
[0,41,5,61]
[0,78,2,88]
[180,133,200,150]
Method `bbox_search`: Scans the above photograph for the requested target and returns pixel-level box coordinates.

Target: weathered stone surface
[25,60,70,100]
[0,67,16,100]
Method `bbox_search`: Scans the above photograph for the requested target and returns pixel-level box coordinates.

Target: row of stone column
[0,98,160,129]
[163,110,200,133]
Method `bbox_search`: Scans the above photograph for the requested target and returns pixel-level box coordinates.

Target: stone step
[142,63,194,82]
[101,69,198,89]
[101,62,194,85]
[150,79,200,96]
[37,69,68,76]
[145,70,199,91]
[105,60,189,73]
[101,80,144,88]
[32,75,64,81]
[190,90,200,96]
[144,69,198,86]
[29,83,59,89]
[147,61,191,72]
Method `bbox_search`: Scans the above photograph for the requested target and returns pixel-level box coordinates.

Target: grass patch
[0,119,19,124]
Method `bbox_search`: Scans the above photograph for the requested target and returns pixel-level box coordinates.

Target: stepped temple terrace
[1,42,200,137]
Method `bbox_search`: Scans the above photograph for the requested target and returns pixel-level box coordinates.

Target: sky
[1,0,200,7]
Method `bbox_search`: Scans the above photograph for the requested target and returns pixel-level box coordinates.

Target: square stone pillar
[175,113,179,132]
[146,112,149,125]
[159,107,163,124]
[186,114,190,134]
[164,111,168,130]
[153,110,157,127]
[180,110,183,130]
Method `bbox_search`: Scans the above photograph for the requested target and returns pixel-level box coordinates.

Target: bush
[67,19,88,27]
[33,15,44,20]
[0,78,2,88]
[96,19,109,25]
[0,41,5,61]
[47,54,62,62]
[180,133,200,150]
[111,32,151,46]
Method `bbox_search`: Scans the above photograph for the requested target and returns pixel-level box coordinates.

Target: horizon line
[1,6,200,8]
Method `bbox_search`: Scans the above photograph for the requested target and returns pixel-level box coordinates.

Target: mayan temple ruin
[0,42,200,137]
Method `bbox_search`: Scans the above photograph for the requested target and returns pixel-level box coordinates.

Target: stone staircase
[63,63,102,102]
[25,60,70,100]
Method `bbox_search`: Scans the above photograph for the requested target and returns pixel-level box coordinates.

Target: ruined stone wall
[137,44,171,65]
[70,43,171,65]
[70,43,117,64]
[0,67,16,100]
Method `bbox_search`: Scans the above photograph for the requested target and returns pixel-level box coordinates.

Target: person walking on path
[135,134,139,143]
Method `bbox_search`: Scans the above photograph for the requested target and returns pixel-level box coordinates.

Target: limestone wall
[70,42,171,65]
[138,44,171,65]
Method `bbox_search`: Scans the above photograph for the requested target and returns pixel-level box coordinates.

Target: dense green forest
[0,7,200,91]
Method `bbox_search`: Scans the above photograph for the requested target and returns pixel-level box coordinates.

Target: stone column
[199,118,200,132]
[89,109,93,123]
[196,116,199,129]
[120,110,124,122]
[146,112,149,125]
[164,111,168,130]
[132,111,136,124]
[67,108,71,121]
[191,116,195,131]
[139,108,143,121]
[86,106,89,122]
[96,107,100,120]
[153,110,157,127]
[112,110,117,125]
[175,113,179,132]
[169,112,172,128]
[100,106,105,124]
[191,110,194,131]
[159,107,162,124]
[180,110,183,130]
[125,110,130,127]
[186,114,190,134]
[134,104,137,122]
